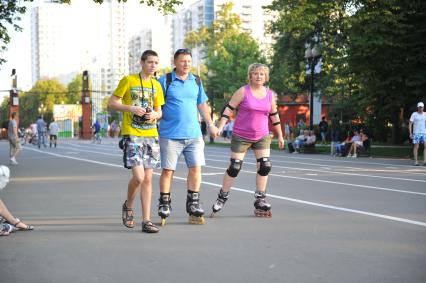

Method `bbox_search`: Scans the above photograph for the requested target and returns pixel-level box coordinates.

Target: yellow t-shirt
[113,74,165,137]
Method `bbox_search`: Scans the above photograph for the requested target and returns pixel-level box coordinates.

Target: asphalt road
[1,138,425,283]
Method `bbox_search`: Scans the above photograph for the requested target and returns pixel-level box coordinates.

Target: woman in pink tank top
[210,63,284,218]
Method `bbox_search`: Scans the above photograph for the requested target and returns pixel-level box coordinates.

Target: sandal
[122,200,135,228]
[12,218,34,231]
[142,221,159,233]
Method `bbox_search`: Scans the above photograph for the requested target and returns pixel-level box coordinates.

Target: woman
[211,63,284,217]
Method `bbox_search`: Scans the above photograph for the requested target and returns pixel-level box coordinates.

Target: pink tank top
[233,85,273,141]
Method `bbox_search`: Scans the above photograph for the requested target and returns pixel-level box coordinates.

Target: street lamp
[38,103,46,118]
[305,45,321,130]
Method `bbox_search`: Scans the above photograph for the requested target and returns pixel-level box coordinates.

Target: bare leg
[221,151,247,193]
[187,166,201,192]
[127,165,144,208]
[0,198,31,229]
[160,169,174,194]
[140,169,153,222]
[413,144,419,164]
[254,148,271,192]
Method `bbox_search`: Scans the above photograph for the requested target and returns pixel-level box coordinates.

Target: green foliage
[266,0,426,144]
[67,74,83,104]
[0,0,32,65]
[19,79,67,126]
[184,3,265,113]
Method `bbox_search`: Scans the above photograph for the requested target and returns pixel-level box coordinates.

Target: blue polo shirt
[158,71,208,139]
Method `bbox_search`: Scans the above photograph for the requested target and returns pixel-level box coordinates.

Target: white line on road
[25,147,426,228]
[206,156,426,184]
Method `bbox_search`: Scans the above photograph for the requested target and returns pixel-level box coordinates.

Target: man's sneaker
[10,158,18,165]
[413,162,419,166]
[142,221,159,233]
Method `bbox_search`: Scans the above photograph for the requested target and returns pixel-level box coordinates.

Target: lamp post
[38,103,46,118]
[304,46,321,130]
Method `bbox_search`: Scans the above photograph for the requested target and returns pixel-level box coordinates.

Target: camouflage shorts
[124,136,160,169]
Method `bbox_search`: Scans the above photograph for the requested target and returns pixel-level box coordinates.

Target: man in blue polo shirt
[157,48,218,225]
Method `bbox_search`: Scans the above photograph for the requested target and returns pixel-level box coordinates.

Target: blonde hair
[247,63,269,83]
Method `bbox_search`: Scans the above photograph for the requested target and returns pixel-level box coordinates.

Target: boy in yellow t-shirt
[108,50,164,233]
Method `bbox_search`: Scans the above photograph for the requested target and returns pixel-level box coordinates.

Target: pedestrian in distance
[409,101,426,166]
[48,118,60,148]
[36,115,47,148]
[92,120,102,144]
[157,48,218,226]
[211,63,284,218]
[108,50,165,233]
[319,116,328,144]
[7,112,21,165]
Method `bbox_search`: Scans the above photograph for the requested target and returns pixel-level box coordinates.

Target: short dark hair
[174,48,192,60]
[141,50,158,61]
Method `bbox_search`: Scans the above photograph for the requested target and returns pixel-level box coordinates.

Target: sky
[0,0,197,102]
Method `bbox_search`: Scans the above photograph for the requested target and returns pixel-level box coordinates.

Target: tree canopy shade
[0,0,182,66]
[266,0,426,143]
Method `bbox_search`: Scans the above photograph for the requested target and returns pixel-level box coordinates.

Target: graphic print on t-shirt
[130,86,156,130]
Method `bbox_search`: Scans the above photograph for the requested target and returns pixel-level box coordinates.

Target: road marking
[206,157,426,183]
[25,147,426,228]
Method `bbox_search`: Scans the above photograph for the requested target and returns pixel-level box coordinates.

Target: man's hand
[208,124,219,138]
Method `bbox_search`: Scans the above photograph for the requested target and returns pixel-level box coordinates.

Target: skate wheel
[160,218,166,227]
[188,215,205,225]
[254,210,272,218]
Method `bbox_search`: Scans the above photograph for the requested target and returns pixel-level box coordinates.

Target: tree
[67,74,83,104]
[0,0,31,65]
[19,79,67,126]
[266,0,426,143]
[0,0,182,66]
[347,0,426,143]
[185,3,265,113]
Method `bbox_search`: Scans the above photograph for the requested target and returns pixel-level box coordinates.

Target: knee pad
[226,158,243,177]
[257,157,272,176]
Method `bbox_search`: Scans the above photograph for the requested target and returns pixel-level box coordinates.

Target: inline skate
[210,189,229,217]
[186,191,205,224]
[158,193,171,226]
[254,191,272,218]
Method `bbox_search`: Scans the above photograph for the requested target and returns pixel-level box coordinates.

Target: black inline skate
[186,191,205,224]
[254,191,272,218]
[158,193,172,226]
[210,189,229,217]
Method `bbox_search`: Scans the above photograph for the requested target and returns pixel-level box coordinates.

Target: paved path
[1,138,425,283]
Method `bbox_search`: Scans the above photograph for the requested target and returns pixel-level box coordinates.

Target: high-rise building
[128,16,172,74]
[31,2,127,90]
[171,0,274,66]
[31,0,127,119]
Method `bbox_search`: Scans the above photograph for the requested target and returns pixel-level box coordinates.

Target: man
[108,50,165,233]
[7,112,21,165]
[48,118,60,148]
[319,116,328,144]
[92,120,101,143]
[157,48,218,225]
[409,101,426,166]
[36,115,47,148]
